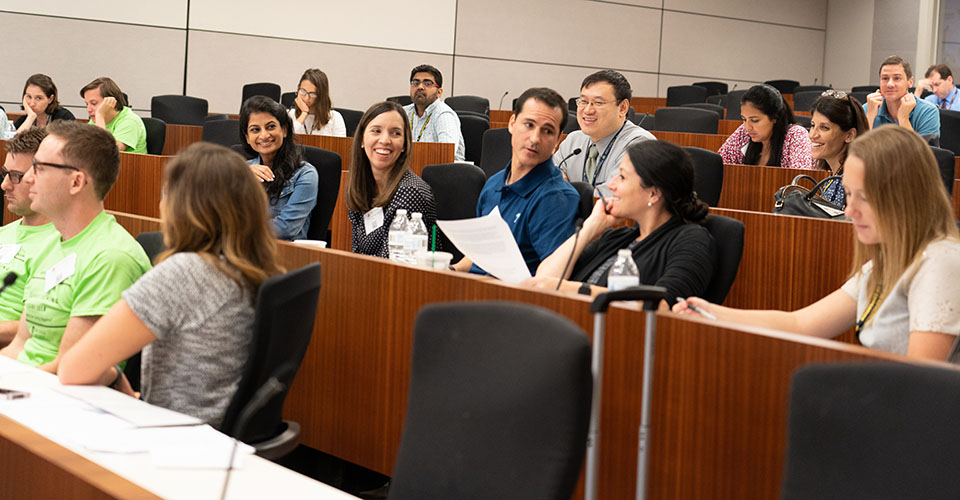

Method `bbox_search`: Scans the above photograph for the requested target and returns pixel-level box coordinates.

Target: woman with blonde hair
[59,142,284,428]
[289,68,346,136]
[676,126,960,360]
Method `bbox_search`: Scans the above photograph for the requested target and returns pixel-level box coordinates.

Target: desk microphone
[0,273,17,296]
[498,91,509,110]
[557,148,582,177]
[557,218,584,291]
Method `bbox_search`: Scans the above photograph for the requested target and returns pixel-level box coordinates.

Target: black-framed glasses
[0,167,25,184]
[821,89,848,99]
[410,79,437,89]
[31,158,80,173]
[297,88,318,99]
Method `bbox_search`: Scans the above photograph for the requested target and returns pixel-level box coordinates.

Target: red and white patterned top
[718,124,813,169]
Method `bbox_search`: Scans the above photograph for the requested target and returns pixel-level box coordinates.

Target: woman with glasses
[677,126,960,361]
[719,84,812,170]
[808,90,869,207]
[14,74,76,133]
[288,68,346,136]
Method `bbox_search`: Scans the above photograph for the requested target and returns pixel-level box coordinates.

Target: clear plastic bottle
[408,212,429,264]
[607,249,640,291]
[388,209,410,263]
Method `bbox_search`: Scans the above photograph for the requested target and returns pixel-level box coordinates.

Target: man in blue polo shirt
[453,87,579,275]
[915,64,960,111]
[864,55,940,137]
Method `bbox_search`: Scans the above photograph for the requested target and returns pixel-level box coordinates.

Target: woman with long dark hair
[719,84,812,169]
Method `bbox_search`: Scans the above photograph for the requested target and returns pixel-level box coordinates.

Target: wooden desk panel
[490,110,512,122]
[720,119,741,135]
[717,164,828,213]
[161,124,202,156]
[955,180,960,219]
[654,131,727,151]
[297,136,453,177]
[630,97,666,115]
[330,170,351,250]
[102,153,168,219]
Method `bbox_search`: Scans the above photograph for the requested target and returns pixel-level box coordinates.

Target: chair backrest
[850,85,877,93]
[707,94,725,107]
[569,181,594,220]
[666,85,708,107]
[421,163,487,261]
[562,111,580,134]
[724,89,749,121]
[938,109,960,155]
[150,95,209,126]
[793,114,812,129]
[457,113,490,165]
[653,107,719,134]
[300,146,343,241]
[280,91,296,109]
[242,82,281,104]
[479,127,511,178]
[631,112,655,130]
[930,146,955,196]
[693,81,729,96]
[334,108,364,137]
[230,143,256,160]
[204,113,228,123]
[201,119,241,148]
[445,96,490,115]
[700,214,744,304]
[850,91,871,107]
[792,85,830,95]
[682,146,723,207]
[386,95,413,106]
[220,263,322,443]
[141,117,166,155]
[568,96,578,112]
[127,231,169,393]
[781,362,960,500]
[791,90,822,112]
[764,79,799,94]
[681,102,725,119]
[388,301,592,500]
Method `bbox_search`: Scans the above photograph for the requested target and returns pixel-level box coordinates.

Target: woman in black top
[529,140,715,305]
[14,74,75,133]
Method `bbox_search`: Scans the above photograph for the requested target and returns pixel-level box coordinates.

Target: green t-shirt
[89,106,147,154]
[0,220,59,322]
[17,211,152,366]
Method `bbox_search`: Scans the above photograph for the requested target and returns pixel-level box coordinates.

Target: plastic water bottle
[388,209,410,263]
[607,249,640,291]
[408,212,429,263]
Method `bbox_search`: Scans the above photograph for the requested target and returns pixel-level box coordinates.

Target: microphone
[0,272,17,295]
[498,91,509,110]
[730,84,738,92]
[557,218,584,291]
[557,148,582,178]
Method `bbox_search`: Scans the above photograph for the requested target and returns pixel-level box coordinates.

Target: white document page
[436,207,532,283]
[57,385,202,428]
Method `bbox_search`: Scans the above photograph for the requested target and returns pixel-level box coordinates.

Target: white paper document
[56,385,203,428]
[436,207,532,283]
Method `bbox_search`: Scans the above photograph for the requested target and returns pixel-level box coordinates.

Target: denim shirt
[248,158,318,241]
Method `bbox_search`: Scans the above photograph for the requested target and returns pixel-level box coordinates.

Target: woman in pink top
[719,84,813,169]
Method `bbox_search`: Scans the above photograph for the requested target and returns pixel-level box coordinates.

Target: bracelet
[578,282,592,296]
[109,364,123,389]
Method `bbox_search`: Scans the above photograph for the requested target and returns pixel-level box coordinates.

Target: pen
[676,297,717,320]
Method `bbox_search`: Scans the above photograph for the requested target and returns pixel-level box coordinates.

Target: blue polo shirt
[864,97,940,136]
[924,86,960,111]
[471,158,579,275]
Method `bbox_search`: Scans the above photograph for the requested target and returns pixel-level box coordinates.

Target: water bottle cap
[411,212,423,219]
[617,249,632,257]
[396,209,407,215]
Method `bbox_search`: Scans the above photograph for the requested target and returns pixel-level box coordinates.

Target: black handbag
[773,174,847,220]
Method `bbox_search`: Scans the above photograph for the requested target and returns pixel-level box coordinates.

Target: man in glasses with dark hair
[403,64,465,161]
[0,128,59,347]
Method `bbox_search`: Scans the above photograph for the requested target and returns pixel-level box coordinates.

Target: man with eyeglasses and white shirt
[553,70,655,194]
[402,64,465,162]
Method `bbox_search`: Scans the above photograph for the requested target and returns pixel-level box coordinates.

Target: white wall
[823,0,876,90]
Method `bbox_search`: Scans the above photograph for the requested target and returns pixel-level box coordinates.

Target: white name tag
[0,244,21,264]
[44,253,76,292]
[363,207,384,235]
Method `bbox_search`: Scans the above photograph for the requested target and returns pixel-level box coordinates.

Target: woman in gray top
[60,143,283,428]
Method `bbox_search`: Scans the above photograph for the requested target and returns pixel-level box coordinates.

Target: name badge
[363,207,384,235]
[44,253,76,292]
[0,244,21,264]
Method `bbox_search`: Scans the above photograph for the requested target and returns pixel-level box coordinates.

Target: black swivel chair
[792,85,830,95]
[201,119,240,148]
[850,91,871,107]
[127,231,169,393]
[150,95,209,126]
[930,146,955,196]
[851,85,877,93]
[203,113,228,123]
[220,263,322,460]
[682,146,723,207]
[141,117,166,155]
[782,362,960,500]
[301,146,343,242]
[570,181,594,220]
[388,302,592,500]
[386,95,413,106]
[764,79,800,94]
[681,102,725,119]
[568,97,578,112]
[242,82,281,104]
[707,94,725,107]
[479,128,511,178]
[653,107,719,134]
[793,115,812,129]
[701,215,744,304]
[938,109,960,156]
[446,96,490,116]
[666,85,708,106]
[632,113,655,130]
[421,163,487,261]
[724,89,748,121]
[334,108,364,137]
[457,112,490,165]
[791,91,822,112]
[693,81,729,97]
[280,92,296,109]
[562,111,580,134]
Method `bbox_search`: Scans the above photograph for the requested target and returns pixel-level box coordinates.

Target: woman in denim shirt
[809,91,869,207]
[240,96,318,240]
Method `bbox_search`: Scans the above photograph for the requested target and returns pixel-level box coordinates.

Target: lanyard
[413,112,432,141]
[582,121,626,186]
[941,89,958,110]
[855,283,882,340]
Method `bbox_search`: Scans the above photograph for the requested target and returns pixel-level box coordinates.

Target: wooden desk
[161,124,203,156]
[490,110,512,122]
[630,97,667,115]
[655,131,728,151]
[720,119,741,135]
[717,164,828,213]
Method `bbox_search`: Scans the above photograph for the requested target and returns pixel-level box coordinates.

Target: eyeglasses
[31,158,81,174]
[0,167,25,184]
[297,88,318,99]
[410,79,437,89]
[576,98,613,108]
[821,89,848,99]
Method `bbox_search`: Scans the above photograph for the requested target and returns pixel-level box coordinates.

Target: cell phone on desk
[0,388,29,400]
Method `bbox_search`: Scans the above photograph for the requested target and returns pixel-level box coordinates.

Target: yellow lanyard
[855,284,882,340]
[413,113,432,141]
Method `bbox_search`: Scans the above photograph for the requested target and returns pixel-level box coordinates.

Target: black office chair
[851,85,876,93]
[334,108,363,137]
[938,109,960,155]
[203,113,229,123]
[479,128,511,178]
[150,95,209,126]
[456,113,489,165]
[421,163,487,261]
[141,117,166,155]
[764,79,799,94]
[280,92,296,109]
[388,302,592,500]
[127,231,169,392]
[693,81,729,97]
[300,146,342,242]
[220,263,322,460]
[201,119,240,148]
[793,115,812,129]
[851,91,871,107]
[707,94,725,107]
[242,82,281,104]
[701,215,744,304]
[930,146,955,196]
[681,102,725,119]
[386,95,413,106]
[792,85,830,95]
[230,143,256,160]
[653,107,719,134]
[626,107,636,124]
[791,91,822,112]
[782,362,960,500]
[570,181,594,220]
[724,89,749,121]
[446,96,490,116]
[562,111,579,134]
[632,112,655,130]
[666,85,708,106]
[682,146,723,207]
[568,97,578,112]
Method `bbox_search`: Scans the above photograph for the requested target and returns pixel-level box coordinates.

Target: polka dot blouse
[348,170,438,259]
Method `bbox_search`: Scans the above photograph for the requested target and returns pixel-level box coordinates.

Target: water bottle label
[607,276,639,292]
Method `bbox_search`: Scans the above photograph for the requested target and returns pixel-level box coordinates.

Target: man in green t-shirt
[0,121,151,372]
[0,129,60,347]
[81,77,147,154]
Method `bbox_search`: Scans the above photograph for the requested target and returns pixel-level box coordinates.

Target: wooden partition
[655,131,727,151]
[490,110,512,122]
[630,97,667,114]
[161,124,203,156]
[717,164,828,213]
[720,119,741,135]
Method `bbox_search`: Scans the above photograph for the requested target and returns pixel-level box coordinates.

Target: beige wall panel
[0,0,187,28]
[663,0,827,29]
[823,0,875,91]
[451,56,658,111]
[454,0,660,73]
[586,0,661,7]
[186,31,452,113]
[188,0,456,54]
[659,11,824,84]
[0,12,185,113]
[657,74,759,98]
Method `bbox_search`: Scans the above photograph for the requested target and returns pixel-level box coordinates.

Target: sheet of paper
[436,206,532,283]
[56,385,202,428]
[80,424,254,469]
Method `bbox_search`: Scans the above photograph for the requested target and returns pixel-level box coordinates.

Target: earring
[647,201,652,207]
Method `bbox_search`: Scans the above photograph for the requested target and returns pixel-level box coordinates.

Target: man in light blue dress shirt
[402,65,466,162]
[915,64,960,111]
